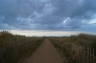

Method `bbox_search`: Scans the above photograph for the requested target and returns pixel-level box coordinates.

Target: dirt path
[22,39,63,63]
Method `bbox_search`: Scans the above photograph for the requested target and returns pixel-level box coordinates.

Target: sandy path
[22,39,63,63]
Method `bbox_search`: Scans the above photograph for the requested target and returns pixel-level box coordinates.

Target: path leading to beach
[22,39,63,63]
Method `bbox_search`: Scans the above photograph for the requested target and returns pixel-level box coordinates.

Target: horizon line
[0,30,95,37]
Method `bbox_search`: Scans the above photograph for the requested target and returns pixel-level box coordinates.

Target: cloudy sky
[0,0,96,32]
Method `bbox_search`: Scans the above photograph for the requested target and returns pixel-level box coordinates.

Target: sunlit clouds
[8,30,83,37]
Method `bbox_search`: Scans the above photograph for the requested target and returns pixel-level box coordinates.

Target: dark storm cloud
[0,0,96,31]
[71,0,96,18]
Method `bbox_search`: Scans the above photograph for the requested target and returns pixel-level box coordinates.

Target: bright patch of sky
[5,30,93,37]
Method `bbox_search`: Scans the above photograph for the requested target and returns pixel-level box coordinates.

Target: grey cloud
[0,0,96,31]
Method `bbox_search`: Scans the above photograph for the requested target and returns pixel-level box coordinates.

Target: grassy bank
[0,31,96,63]
[0,31,44,63]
